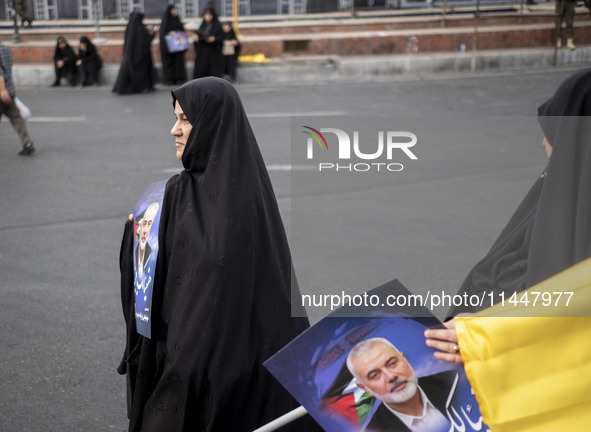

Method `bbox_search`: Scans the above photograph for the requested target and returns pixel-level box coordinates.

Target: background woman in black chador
[113,12,158,95]
[76,36,102,87]
[192,8,224,79]
[159,5,187,85]
[52,36,77,87]
[222,21,241,83]
[426,67,591,361]
[119,77,323,431]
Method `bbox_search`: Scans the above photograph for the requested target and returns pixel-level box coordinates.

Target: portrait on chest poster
[133,180,166,338]
[265,280,490,432]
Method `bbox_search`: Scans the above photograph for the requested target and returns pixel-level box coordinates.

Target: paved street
[0,66,582,431]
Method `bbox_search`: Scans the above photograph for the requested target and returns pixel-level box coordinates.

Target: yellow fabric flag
[456,258,591,432]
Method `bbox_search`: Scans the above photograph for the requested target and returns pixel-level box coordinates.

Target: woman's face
[203,12,212,22]
[171,100,193,160]
[80,42,87,51]
[542,137,553,158]
[170,7,177,16]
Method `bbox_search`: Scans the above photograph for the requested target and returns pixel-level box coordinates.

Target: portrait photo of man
[134,202,159,290]
[346,337,455,432]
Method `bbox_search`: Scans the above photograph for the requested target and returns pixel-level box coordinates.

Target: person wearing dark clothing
[426,67,591,363]
[159,5,187,85]
[0,40,35,156]
[118,77,323,432]
[444,67,591,318]
[222,22,241,83]
[113,12,158,95]
[347,338,452,432]
[365,373,455,432]
[52,36,77,87]
[192,8,224,79]
[13,0,33,27]
[555,0,577,50]
[76,36,102,86]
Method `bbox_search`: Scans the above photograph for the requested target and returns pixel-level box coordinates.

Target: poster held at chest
[265,280,490,432]
[133,180,166,338]
[165,31,189,52]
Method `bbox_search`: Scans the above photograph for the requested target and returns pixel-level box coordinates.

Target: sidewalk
[6,5,590,86]
[13,45,591,86]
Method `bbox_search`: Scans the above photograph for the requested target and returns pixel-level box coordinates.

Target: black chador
[159,5,187,85]
[113,12,156,94]
[450,67,591,316]
[192,8,224,79]
[119,78,323,432]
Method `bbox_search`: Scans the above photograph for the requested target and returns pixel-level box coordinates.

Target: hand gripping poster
[133,180,166,339]
[265,280,490,432]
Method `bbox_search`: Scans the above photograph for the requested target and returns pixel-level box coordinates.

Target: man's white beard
[370,374,419,405]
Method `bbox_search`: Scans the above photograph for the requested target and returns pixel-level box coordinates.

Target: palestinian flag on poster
[316,323,378,426]
[320,362,375,426]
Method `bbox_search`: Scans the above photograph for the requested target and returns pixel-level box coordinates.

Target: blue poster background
[133,180,166,338]
[265,280,490,432]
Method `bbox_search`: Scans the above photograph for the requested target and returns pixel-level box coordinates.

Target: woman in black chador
[222,21,241,83]
[118,78,323,432]
[76,36,102,86]
[192,8,224,79]
[113,11,157,94]
[448,67,591,316]
[426,67,591,361]
[52,36,76,87]
[159,5,187,85]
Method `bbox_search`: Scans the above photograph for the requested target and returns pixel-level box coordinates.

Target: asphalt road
[0,66,582,431]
